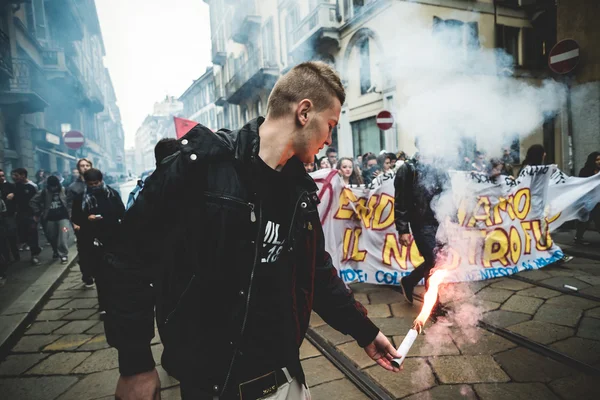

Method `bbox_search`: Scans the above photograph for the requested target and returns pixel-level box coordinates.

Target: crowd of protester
[303,144,600,244]
[0,160,125,306]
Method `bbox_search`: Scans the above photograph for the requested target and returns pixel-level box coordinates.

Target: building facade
[0,0,124,177]
[204,0,569,168]
[133,96,183,174]
[179,66,218,131]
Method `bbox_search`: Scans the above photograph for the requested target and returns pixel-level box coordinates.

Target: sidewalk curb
[0,245,79,359]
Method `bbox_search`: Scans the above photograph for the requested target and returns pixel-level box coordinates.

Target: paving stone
[451,329,517,356]
[27,352,91,375]
[501,295,544,315]
[392,333,460,357]
[0,354,47,376]
[12,335,61,352]
[545,269,581,277]
[351,283,385,294]
[404,384,477,400]
[430,355,509,384]
[55,281,81,291]
[574,275,600,286]
[43,334,94,351]
[313,324,353,345]
[549,373,600,400]
[157,365,179,389]
[577,317,600,341]
[309,312,326,328]
[50,290,80,299]
[77,334,110,351]
[25,321,68,335]
[475,382,560,400]
[86,321,105,335]
[62,309,98,320]
[539,277,592,291]
[584,306,600,319]
[53,320,98,335]
[35,309,71,321]
[390,302,419,318]
[368,289,405,304]
[468,280,496,293]
[370,317,415,336]
[490,280,534,291]
[545,295,599,310]
[42,299,71,310]
[476,288,514,304]
[337,341,376,369]
[517,286,562,299]
[580,285,600,298]
[71,289,98,298]
[364,304,391,318]
[309,378,369,400]
[481,310,531,328]
[365,358,434,399]
[71,347,118,374]
[518,269,553,281]
[534,304,582,327]
[161,386,182,400]
[57,369,120,400]
[301,356,344,387]
[299,340,320,360]
[60,298,98,309]
[507,321,574,344]
[477,300,502,313]
[353,293,369,305]
[550,337,600,365]
[0,376,78,400]
[494,347,576,382]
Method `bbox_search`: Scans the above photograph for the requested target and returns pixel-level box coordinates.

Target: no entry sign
[548,39,580,75]
[376,110,394,130]
[64,130,85,150]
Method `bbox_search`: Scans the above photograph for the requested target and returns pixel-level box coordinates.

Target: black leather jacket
[394,160,447,234]
[104,118,379,398]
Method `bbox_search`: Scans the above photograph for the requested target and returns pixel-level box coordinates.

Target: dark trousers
[0,233,8,277]
[180,382,218,400]
[575,204,600,240]
[90,241,111,312]
[75,230,94,282]
[16,214,41,256]
[2,216,19,262]
[404,224,439,290]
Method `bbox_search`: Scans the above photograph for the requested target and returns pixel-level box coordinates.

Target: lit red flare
[414,268,448,327]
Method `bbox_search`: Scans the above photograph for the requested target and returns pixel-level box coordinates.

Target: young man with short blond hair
[108,62,401,400]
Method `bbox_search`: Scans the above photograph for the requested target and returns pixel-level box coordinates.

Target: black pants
[575,204,600,240]
[75,230,95,282]
[16,214,41,256]
[0,233,8,278]
[403,224,439,290]
[89,244,109,312]
[180,382,218,400]
[2,216,19,262]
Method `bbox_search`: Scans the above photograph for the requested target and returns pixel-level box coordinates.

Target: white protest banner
[547,169,600,231]
[310,165,600,285]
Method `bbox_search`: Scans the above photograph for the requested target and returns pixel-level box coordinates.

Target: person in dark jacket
[394,153,448,318]
[574,151,600,245]
[30,176,71,264]
[107,62,400,400]
[0,169,19,263]
[72,168,124,315]
[67,158,94,286]
[11,168,41,265]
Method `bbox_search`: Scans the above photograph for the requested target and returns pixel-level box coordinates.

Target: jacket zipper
[221,198,262,394]
[162,196,256,327]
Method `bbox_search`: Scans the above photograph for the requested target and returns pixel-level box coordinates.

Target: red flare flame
[414,269,449,328]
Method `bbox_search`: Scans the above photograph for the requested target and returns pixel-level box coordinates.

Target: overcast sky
[96,0,212,148]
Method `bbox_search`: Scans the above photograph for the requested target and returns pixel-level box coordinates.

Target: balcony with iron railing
[231,0,261,44]
[225,51,279,104]
[0,58,49,113]
[289,1,341,59]
[0,28,12,79]
[214,81,227,106]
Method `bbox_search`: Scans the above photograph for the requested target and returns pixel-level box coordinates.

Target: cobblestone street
[1,254,600,399]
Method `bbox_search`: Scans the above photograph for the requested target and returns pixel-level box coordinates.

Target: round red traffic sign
[64,130,85,150]
[376,110,394,131]
[548,39,580,75]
